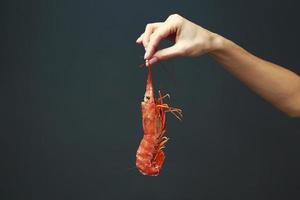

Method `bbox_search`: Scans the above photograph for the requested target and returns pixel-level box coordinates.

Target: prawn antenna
[139,63,146,68]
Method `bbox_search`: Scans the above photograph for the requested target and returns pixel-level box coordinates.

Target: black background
[1,0,300,199]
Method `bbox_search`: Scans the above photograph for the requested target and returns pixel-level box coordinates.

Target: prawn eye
[146,96,150,100]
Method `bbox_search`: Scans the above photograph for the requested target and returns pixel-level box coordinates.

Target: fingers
[136,22,162,47]
[147,44,182,66]
[142,24,156,48]
[144,24,172,60]
[136,33,143,44]
[136,15,183,65]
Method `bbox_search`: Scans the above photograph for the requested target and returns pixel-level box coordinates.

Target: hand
[136,14,222,66]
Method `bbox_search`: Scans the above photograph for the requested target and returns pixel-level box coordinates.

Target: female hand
[136,14,221,66]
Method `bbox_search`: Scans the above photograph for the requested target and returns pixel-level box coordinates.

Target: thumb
[148,44,182,65]
[144,24,174,60]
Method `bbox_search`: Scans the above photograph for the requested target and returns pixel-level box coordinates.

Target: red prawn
[136,64,182,176]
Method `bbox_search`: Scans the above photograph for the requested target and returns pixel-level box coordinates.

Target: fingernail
[145,59,149,67]
[136,37,142,43]
[144,51,149,59]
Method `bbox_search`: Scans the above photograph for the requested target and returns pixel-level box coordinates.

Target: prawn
[136,63,182,176]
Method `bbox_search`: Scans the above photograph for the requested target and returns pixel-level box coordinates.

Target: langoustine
[136,64,182,176]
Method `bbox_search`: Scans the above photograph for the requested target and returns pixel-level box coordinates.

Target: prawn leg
[156,104,183,120]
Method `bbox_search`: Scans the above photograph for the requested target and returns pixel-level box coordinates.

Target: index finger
[144,24,172,60]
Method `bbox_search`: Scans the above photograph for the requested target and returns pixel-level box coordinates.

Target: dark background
[1,0,300,199]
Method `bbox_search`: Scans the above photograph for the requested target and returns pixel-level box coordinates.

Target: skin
[136,14,300,118]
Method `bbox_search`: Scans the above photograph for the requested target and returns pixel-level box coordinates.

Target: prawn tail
[153,150,165,171]
[136,136,167,176]
[138,150,165,176]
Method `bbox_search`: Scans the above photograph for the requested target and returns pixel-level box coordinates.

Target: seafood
[136,64,182,176]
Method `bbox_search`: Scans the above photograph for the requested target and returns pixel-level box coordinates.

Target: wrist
[208,33,227,54]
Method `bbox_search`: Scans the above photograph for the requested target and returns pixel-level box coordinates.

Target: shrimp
[136,64,182,176]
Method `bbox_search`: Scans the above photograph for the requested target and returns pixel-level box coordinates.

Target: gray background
[1,0,300,199]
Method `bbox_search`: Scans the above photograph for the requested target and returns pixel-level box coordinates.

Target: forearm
[137,14,300,117]
[210,35,300,117]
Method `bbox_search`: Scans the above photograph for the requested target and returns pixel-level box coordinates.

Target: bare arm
[136,14,300,117]
[211,37,300,117]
